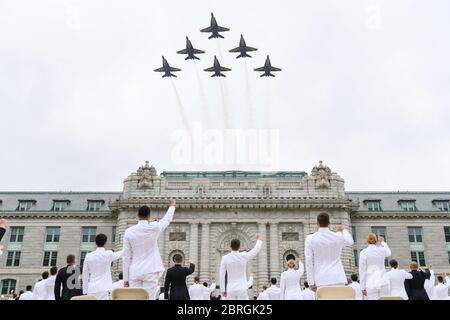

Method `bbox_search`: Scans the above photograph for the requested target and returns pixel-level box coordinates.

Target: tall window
[408,227,423,243]
[6,251,21,267]
[112,226,116,243]
[43,251,58,267]
[351,226,357,243]
[17,200,34,211]
[52,200,69,211]
[87,201,103,211]
[82,227,97,243]
[80,251,90,266]
[9,227,24,242]
[353,250,359,267]
[366,200,381,211]
[400,201,416,211]
[46,227,60,242]
[436,201,450,212]
[411,251,426,266]
[371,226,387,241]
[444,227,450,243]
[1,279,17,295]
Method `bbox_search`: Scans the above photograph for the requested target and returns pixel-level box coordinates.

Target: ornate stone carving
[263,183,272,197]
[136,161,158,189]
[311,161,332,189]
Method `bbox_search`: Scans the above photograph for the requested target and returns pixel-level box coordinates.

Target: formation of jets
[154,13,281,78]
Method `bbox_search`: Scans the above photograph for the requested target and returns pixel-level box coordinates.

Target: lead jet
[254,55,281,77]
[229,35,257,58]
[200,13,230,39]
[176,36,205,60]
[154,56,181,77]
[204,55,231,77]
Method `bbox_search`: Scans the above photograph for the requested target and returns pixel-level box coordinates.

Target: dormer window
[399,200,416,212]
[433,200,450,212]
[364,200,381,212]
[52,200,70,211]
[17,200,35,211]
[87,200,104,211]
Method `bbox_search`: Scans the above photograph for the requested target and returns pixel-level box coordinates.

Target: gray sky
[1,0,449,192]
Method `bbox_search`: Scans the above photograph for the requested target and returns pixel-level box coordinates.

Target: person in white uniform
[219,234,262,300]
[257,285,269,300]
[301,281,316,300]
[82,234,123,300]
[359,234,391,300]
[304,212,354,291]
[112,272,124,290]
[384,259,412,300]
[264,278,280,300]
[158,287,165,300]
[19,285,34,300]
[189,277,216,300]
[424,266,435,299]
[347,274,363,300]
[123,199,176,300]
[33,272,49,300]
[432,274,450,300]
[280,259,304,300]
[45,267,58,300]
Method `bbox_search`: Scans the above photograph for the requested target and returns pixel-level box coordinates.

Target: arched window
[1,279,17,295]
[168,250,185,268]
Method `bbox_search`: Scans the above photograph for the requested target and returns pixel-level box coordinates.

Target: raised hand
[0,218,7,229]
[168,199,176,206]
[256,233,262,241]
[336,224,345,232]
[378,236,385,243]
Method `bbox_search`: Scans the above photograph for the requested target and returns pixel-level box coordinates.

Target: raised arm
[122,234,132,285]
[110,250,123,262]
[378,237,391,257]
[186,262,195,275]
[296,261,305,277]
[336,225,354,246]
[0,218,7,242]
[246,275,254,289]
[304,236,315,286]
[404,270,413,280]
[158,199,176,233]
[242,234,262,260]
[209,280,217,292]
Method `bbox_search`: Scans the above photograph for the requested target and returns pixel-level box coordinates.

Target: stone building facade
[0,161,449,297]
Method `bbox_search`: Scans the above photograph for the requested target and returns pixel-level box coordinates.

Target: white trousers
[366,285,390,300]
[130,272,162,300]
[92,291,111,300]
[226,291,249,300]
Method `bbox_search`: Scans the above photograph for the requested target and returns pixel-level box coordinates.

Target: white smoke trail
[219,78,230,128]
[170,78,191,132]
[193,63,210,124]
[244,59,254,128]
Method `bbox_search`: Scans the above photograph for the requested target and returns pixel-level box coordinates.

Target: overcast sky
[1,0,449,192]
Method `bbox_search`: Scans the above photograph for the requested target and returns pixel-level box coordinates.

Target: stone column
[200,222,210,282]
[189,222,199,275]
[114,210,131,276]
[258,222,269,286]
[269,222,280,279]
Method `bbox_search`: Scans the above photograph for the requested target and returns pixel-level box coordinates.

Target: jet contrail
[170,78,191,132]
[193,63,210,124]
[244,59,254,128]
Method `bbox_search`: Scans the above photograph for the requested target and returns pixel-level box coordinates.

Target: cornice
[351,211,450,220]
[0,210,117,220]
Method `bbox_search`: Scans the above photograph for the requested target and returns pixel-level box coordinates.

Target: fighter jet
[176,37,205,60]
[154,56,181,77]
[200,13,230,39]
[229,35,257,58]
[204,55,231,77]
[254,55,281,77]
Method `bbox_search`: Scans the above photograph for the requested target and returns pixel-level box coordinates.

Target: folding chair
[315,286,356,300]
[71,294,98,300]
[378,296,404,300]
[112,288,149,300]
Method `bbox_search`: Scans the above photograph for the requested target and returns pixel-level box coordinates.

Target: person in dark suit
[164,254,195,300]
[54,254,83,300]
[405,261,431,300]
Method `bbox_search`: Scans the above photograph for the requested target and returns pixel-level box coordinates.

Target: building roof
[160,171,308,179]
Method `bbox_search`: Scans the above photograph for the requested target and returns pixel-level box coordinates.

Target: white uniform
[45,275,56,300]
[203,282,216,300]
[359,242,391,300]
[32,279,48,300]
[123,206,175,300]
[219,240,262,300]
[301,287,316,300]
[424,270,435,298]
[112,279,124,290]
[305,228,354,287]
[82,247,123,300]
[384,268,412,300]
[432,276,450,300]
[257,290,269,300]
[347,281,363,300]
[19,291,34,300]
[189,282,216,300]
[265,285,281,300]
[159,292,165,300]
[279,264,304,300]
